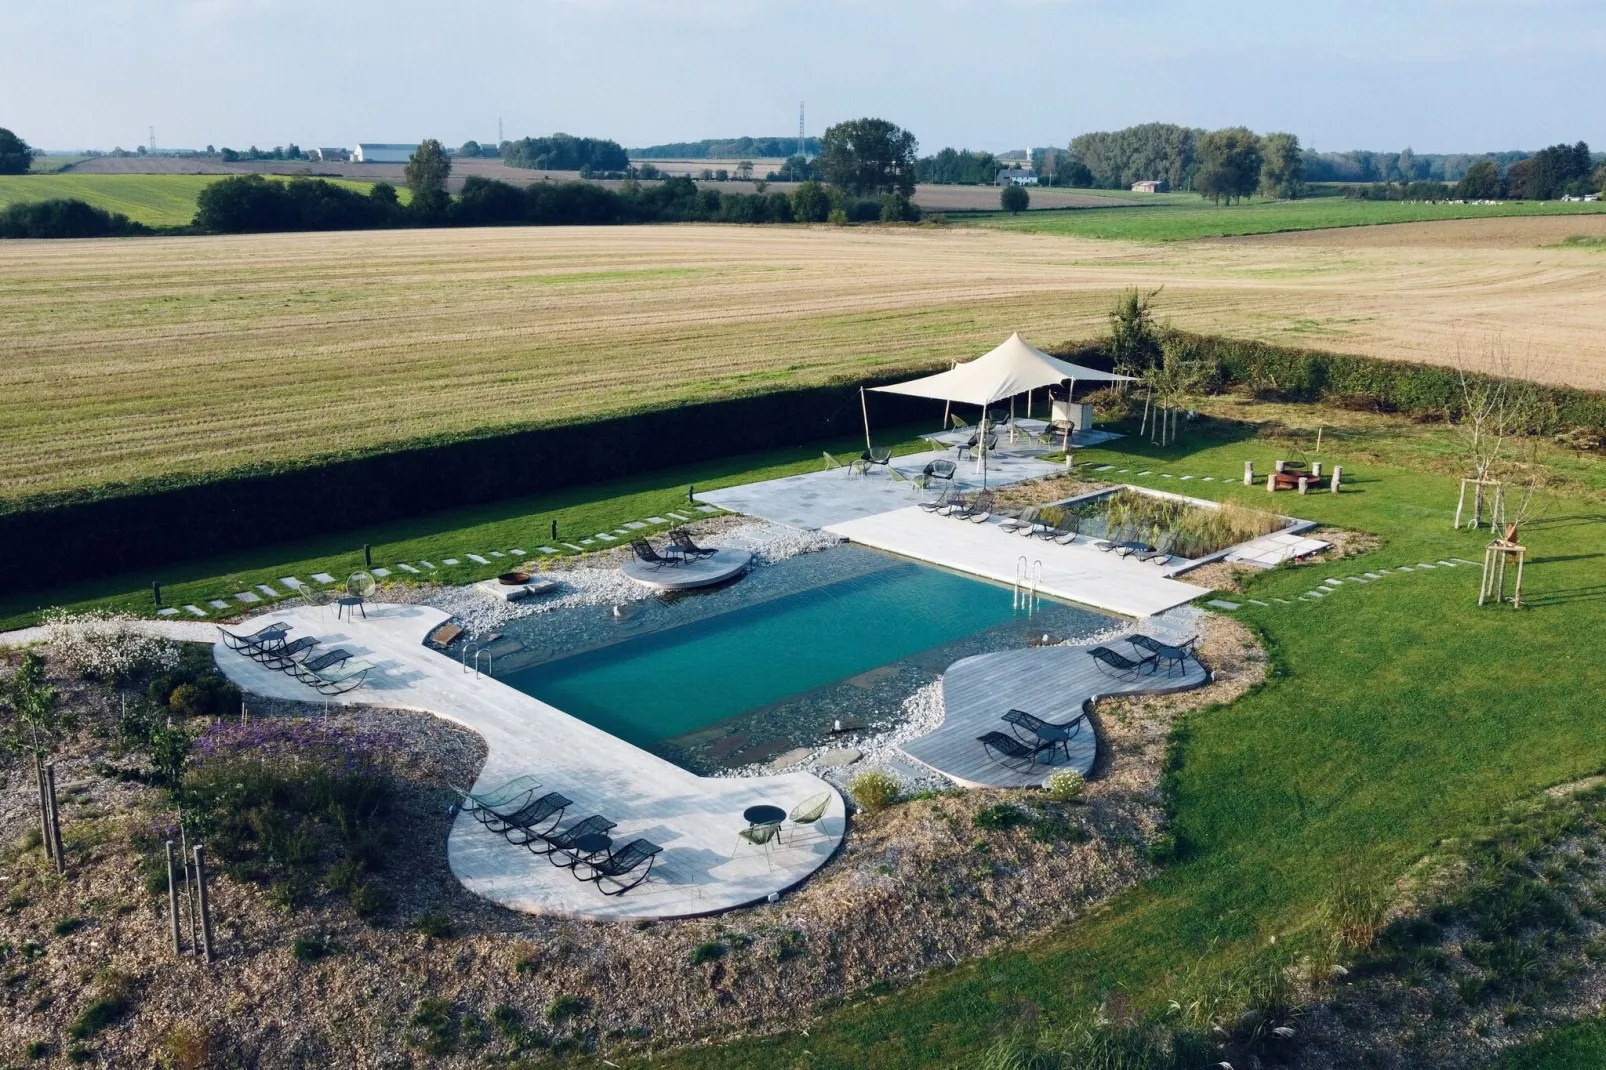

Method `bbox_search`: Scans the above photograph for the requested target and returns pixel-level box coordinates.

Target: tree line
[629,136,822,159]
[500,134,629,173]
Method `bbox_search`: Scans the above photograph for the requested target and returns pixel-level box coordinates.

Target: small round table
[743,805,786,827]
[336,596,366,620]
[568,832,613,876]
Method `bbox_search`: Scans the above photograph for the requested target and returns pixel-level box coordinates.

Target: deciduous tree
[0,127,34,174]
[1258,132,1305,199]
[818,118,918,197]
[1455,160,1503,200]
[1000,184,1029,214]
[1194,128,1262,205]
[405,139,452,196]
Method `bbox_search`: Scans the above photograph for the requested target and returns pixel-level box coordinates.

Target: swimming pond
[494,546,1113,772]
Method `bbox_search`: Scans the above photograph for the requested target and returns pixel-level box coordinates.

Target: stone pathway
[1202,557,1479,610]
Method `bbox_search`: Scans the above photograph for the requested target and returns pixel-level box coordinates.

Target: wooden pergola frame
[1455,478,1506,531]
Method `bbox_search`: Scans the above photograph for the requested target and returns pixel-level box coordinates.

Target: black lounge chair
[1002,709,1086,757]
[579,838,663,895]
[484,791,572,842]
[256,635,317,669]
[977,730,1061,772]
[535,814,618,862]
[1128,634,1198,675]
[866,446,892,470]
[957,432,998,461]
[287,647,351,677]
[951,490,995,522]
[219,622,289,655]
[1048,514,1083,544]
[918,459,957,489]
[998,505,1038,534]
[452,775,542,818]
[1088,645,1156,680]
[918,488,956,514]
[668,529,717,559]
[630,538,682,570]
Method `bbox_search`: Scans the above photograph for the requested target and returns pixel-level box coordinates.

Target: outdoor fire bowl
[498,571,533,586]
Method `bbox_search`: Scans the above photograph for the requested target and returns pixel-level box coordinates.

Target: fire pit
[498,571,533,586]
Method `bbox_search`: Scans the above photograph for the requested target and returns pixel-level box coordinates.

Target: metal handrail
[474,650,493,680]
[462,643,479,674]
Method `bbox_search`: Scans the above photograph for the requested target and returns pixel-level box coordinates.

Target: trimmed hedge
[0,379,936,595]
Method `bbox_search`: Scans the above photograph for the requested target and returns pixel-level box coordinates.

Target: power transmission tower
[149,126,157,154]
[798,103,805,158]
[498,117,503,145]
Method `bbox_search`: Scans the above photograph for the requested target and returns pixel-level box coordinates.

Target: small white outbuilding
[352,143,419,163]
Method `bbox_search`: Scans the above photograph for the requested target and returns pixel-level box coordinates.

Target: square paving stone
[420,561,436,569]
[443,558,460,566]
[624,522,647,530]
[256,584,280,597]
[510,550,525,557]
[645,517,668,524]
[1206,599,1242,610]
[209,600,230,610]
[280,577,305,589]
[184,605,208,617]
[369,568,390,578]
[695,505,718,512]
[596,534,617,542]
[312,573,336,584]
[235,591,260,604]
[538,547,559,554]
[489,551,505,558]
[467,554,490,564]
[396,563,420,574]
[564,543,585,550]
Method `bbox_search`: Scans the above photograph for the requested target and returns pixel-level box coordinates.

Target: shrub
[43,609,177,682]
[51,917,84,936]
[414,912,456,940]
[690,941,726,965]
[1045,770,1085,802]
[409,997,457,1056]
[973,803,1029,831]
[162,1022,214,1070]
[546,994,589,1023]
[68,970,136,1039]
[291,933,337,961]
[1331,881,1390,950]
[24,1040,50,1059]
[1146,830,1181,865]
[0,198,146,239]
[847,771,901,813]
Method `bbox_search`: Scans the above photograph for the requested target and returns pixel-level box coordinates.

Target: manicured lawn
[629,407,1606,1068]
[962,196,1606,242]
[0,426,935,632]
[0,172,389,227]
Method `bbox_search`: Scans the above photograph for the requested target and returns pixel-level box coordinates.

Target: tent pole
[1009,395,1016,444]
[859,387,872,452]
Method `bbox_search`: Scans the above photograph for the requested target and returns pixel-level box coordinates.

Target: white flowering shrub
[1045,769,1085,802]
[43,608,179,682]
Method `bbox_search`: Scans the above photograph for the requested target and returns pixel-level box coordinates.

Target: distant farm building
[1131,179,1169,193]
[352,143,419,163]
[310,147,350,162]
[995,168,1038,187]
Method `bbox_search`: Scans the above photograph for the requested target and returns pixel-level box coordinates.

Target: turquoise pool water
[495,547,1109,770]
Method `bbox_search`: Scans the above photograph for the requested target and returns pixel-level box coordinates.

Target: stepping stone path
[510,549,526,557]
[443,558,460,566]
[158,607,179,617]
[646,517,667,524]
[595,534,616,542]
[764,747,814,772]
[184,605,207,617]
[370,569,391,579]
[1397,565,1413,572]
[312,573,336,583]
[816,747,862,769]
[489,551,505,559]
[467,554,490,564]
[235,591,260,604]
[624,521,647,530]
[209,599,230,610]
[1206,599,1242,610]
[538,547,559,554]
[1417,563,1436,569]
[1247,598,1268,606]
[1202,476,1215,481]
[696,505,718,513]
[420,561,436,569]
[1364,572,1382,580]
[667,512,689,521]
[256,584,280,597]
[564,543,585,551]
[1437,560,1457,567]
[580,539,596,546]
[1094,465,1116,472]
[1180,475,1193,480]
[280,577,305,589]
[1137,471,1151,476]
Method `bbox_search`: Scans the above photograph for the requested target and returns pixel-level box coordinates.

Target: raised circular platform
[622,548,752,590]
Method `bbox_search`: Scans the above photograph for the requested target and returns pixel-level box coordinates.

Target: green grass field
[0,172,387,227]
[7,398,1606,1065]
[966,195,1606,242]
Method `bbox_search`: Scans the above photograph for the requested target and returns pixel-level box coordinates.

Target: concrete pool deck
[826,507,1211,618]
[211,604,845,921]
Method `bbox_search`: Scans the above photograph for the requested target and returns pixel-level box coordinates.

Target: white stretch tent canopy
[869,332,1135,407]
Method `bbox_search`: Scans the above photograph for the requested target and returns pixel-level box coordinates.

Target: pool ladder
[461,643,493,680]
[1014,557,1043,613]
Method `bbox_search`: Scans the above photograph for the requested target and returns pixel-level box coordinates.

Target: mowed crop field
[0,173,386,227]
[6,216,1606,503]
[970,194,1606,241]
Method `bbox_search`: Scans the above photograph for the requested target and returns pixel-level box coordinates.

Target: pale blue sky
[8,0,1605,154]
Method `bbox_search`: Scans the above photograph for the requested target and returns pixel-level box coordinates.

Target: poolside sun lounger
[1088,645,1157,680]
[256,635,317,669]
[1002,709,1087,757]
[579,838,663,895]
[492,791,574,845]
[918,488,956,514]
[451,775,543,818]
[630,538,683,570]
[535,814,618,862]
[669,528,718,559]
[298,659,374,695]
[951,490,995,522]
[977,730,1062,772]
[219,622,289,656]
[998,505,1037,533]
[1128,634,1198,675]
[288,648,352,679]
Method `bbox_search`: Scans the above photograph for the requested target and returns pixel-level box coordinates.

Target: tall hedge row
[0,380,936,595]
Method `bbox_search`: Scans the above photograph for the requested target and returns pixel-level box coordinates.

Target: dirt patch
[991,473,1110,511]
[1229,212,1606,251]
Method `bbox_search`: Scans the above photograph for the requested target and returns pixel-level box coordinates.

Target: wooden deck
[211,604,844,921]
[900,640,1208,788]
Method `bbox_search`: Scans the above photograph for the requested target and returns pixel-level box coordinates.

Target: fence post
[193,845,214,964]
[1265,473,1276,493]
[1298,476,1309,495]
[1243,461,1254,486]
[45,763,65,875]
[165,840,183,954]
[1331,466,1343,493]
[153,581,163,608]
[363,544,372,568]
